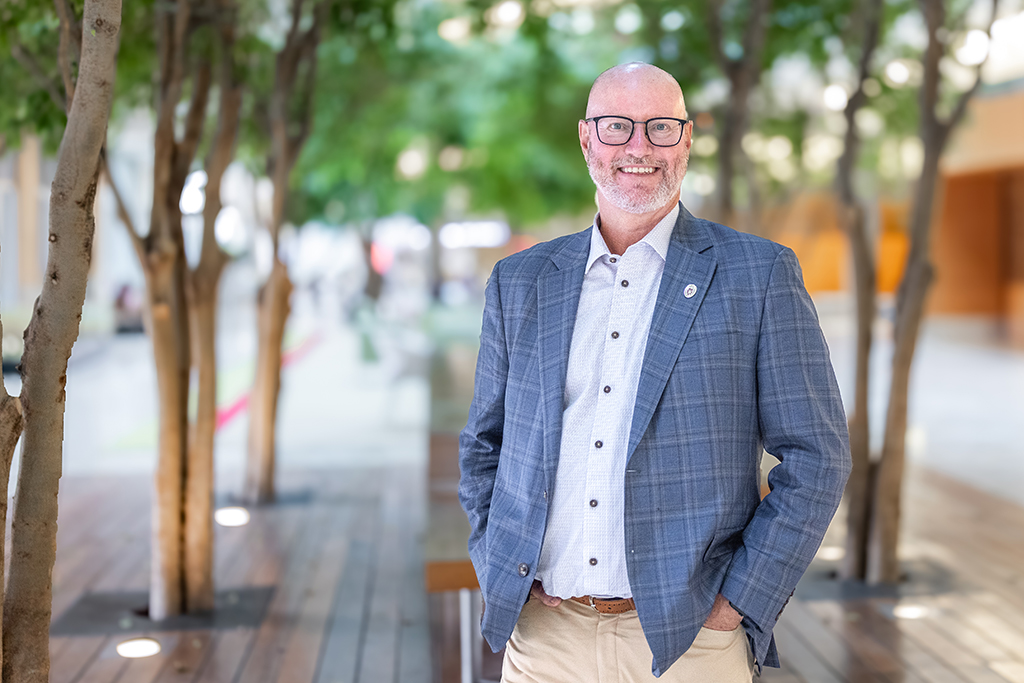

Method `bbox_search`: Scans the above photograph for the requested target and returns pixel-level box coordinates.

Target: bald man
[459,63,850,681]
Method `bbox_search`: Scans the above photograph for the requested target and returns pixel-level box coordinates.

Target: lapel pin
[684,284,697,299]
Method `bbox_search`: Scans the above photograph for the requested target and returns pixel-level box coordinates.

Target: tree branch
[706,1,729,72]
[739,0,772,87]
[172,59,213,188]
[53,0,82,110]
[100,148,146,265]
[10,44,68,113]
[944,0,999,130]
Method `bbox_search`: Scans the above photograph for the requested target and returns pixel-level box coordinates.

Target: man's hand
[530,580,562,608]
[702,594,743,631]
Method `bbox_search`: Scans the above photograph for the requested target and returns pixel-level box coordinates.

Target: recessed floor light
[116,637,161,658]
[893,604,929,619]
[215,506,250,527]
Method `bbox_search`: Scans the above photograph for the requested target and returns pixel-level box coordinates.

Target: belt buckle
[589,596,598,610]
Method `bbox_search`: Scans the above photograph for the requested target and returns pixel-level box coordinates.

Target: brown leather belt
[569,595,636,614]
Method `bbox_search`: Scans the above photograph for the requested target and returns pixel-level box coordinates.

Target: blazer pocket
[703,526,745,563]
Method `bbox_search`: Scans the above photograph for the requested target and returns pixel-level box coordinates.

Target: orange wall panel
[929,174,1004,314]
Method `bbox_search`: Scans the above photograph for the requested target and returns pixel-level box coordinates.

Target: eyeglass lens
[596,117,683,146]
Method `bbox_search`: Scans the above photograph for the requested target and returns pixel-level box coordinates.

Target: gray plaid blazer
[459,205,850,675]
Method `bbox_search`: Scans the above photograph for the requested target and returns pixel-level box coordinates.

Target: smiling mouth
[618,166,659,175]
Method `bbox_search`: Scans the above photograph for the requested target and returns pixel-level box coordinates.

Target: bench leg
[459,588,491,683]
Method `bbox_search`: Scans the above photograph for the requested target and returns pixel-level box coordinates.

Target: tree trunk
[184,285,219,611]
[2,3,120,679]
[830,0,883,581]
[244,259,292,504]
[840,202,877,580]
[707,0,770,226]
[0,329,24,676]
[145,253,190,620]
[866,143,942,584]
[181,13,238,607]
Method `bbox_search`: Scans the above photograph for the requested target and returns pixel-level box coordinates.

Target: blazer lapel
[627,209,717,462]
[537,230,589,486]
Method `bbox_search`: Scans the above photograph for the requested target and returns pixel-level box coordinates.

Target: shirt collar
[586,202,680,274]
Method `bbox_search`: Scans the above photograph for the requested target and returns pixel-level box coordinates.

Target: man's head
[579,63,692,215]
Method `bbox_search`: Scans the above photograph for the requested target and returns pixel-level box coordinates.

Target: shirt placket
[581,254,636,596]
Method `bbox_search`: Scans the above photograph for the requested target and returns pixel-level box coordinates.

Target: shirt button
[611,331,619,339]
[603,386,611,393]
[610,257,617,263]
[518,563,529,577]
[595,440,603,449]
[621,280,629,287]
[590,499,598,507]
[589,558,598,566]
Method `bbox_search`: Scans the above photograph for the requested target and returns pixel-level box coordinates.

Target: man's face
[580,75,692,215]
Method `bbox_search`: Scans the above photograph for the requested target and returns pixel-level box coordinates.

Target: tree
[244,0,327,504]
[182,0,242,611]
[0,1,121,679]
[834,0,884,582]
[867,0,999,583]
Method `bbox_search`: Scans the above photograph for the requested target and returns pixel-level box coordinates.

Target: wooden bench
[424,345,499,683]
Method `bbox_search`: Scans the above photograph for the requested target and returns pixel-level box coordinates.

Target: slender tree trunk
[840,202,877,580]
[182,10,239,606]
[0,320,24,676]
[243,0,325,503]
[867,146,941,584]
[2,3,121,678]
[707,0,771,226]
[184,285,218,611]
[244,259,292,503]
[864,0,996,584]
[834,0,882,582]
[145,252,190,619]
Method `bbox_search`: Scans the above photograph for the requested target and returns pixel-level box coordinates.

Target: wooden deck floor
[426,465,1024,683]
[46,467,430,683]
[43,461,1024,683]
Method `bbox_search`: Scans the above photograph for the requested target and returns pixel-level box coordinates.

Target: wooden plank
[191,630,254,683]
[272,503,352,683]
[314,511,376,683]
[771,619,835,683]
[232,501,336,682]
[355,473,409,683]
[397,467,432,683]
[72,639,129,683]
[150,632,214,683]
[48,636,107,683]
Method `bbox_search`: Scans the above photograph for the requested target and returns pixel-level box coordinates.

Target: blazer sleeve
[458,261,509,589]
[719,247,851,663]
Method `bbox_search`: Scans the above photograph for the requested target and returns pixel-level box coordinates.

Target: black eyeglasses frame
[582,116,691,147]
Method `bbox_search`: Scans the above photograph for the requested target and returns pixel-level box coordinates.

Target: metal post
[459,588,473,683]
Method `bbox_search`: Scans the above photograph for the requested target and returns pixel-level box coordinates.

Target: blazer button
[518,563,529,577]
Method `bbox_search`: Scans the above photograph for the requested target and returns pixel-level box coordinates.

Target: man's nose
[624,123,654,154]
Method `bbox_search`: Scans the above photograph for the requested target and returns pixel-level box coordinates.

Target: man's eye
[607,123,624,131]
[653,123,670,132]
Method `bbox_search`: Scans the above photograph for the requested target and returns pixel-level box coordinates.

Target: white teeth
[621,167,656,174]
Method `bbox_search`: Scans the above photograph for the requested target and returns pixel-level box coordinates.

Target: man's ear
[579,120,590,157]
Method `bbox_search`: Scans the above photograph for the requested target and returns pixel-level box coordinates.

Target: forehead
[586,73,686,120]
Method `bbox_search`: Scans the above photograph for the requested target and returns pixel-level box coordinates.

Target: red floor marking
[215,332,324,431]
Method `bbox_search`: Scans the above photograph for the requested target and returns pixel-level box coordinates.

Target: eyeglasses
[583,116,689,147]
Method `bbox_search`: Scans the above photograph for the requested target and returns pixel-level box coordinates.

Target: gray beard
[586,147,687,214]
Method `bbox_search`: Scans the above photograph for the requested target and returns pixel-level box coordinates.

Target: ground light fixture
[116,637,161,658]
[214,506,251,527]
[893,604,929,619]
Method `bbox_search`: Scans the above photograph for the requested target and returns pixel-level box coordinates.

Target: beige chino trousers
[502,597,754,682]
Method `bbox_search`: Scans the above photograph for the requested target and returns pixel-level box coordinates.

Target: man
[459,62,850,681]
